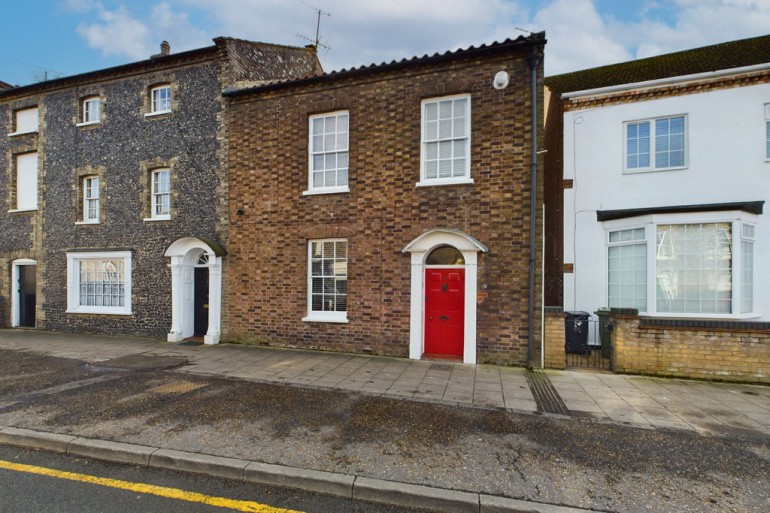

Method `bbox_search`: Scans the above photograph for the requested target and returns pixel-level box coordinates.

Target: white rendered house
[546,35,770,322]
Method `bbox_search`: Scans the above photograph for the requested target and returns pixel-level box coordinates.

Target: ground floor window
[304,239,347,322]
[66,251,132,315]
[607,219,754,317]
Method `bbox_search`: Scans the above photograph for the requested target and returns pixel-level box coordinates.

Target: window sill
[302,314,349,324]
[303,186,350,196]
[144,215,171,222]
[7,208,37,213]
[7,130,38,137]
[66,307,132,316]
[416,177,474,188]
[75,220,100,225]
[144,110,172,118]
[622,166,687,175]
[638,312,760,320]
[76,121,101,127]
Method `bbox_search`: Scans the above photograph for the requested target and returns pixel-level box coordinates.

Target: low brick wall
[611,311,770,384]
[543,307,565,369]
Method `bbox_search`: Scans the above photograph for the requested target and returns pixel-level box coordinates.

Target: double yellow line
[0,459,304,513]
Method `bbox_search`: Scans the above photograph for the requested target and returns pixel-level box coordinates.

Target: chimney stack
[151,41,171,59]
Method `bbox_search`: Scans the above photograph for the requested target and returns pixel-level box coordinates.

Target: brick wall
[226,39,544,365]
[611,312,770,383]
[543,307,565,369]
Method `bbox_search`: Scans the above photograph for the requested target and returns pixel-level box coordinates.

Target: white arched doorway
[165,237,226,344]
[402,229,488,364]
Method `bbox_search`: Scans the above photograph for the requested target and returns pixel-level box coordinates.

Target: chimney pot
[160,41,170,56]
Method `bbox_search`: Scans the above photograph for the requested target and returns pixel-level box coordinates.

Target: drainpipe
[526,42,542,369]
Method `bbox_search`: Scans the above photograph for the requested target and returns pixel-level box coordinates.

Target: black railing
[565,318,611,370]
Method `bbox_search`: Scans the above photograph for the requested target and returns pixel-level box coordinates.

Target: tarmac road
[0,349,769,512]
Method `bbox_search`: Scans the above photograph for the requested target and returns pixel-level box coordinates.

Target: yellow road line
[0,459,304,513]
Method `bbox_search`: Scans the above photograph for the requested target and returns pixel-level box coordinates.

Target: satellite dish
[493,71,509,90]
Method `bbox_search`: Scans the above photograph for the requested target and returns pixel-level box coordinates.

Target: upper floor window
[151,168,171,219]
[11,107,38,135]
[150,85,171,114]
[303,239,348,323]
[81,97,101,124]
[13,152,38,211]
[419,94,471,186]
[306,111,349,194]
[625,115,686,172]
[82,177,100,223]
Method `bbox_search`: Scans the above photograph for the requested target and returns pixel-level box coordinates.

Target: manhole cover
[148,381,207,394]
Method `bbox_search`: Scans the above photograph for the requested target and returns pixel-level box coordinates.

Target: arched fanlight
[425,246,464,265]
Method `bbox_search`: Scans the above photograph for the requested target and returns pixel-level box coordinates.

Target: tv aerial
[296,1,331,51]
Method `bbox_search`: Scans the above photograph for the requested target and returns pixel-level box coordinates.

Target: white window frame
[147,84,171,116]
[607,227,647,312]
[66,251,132,315]
[417,94,472,187]
[11,152,38,212]
[623,114,688,173]
[304,110,350,195]
[81,176,99,224]
[302,239,348,323]
[150,168,171,220]
[605,212,756,319]
[78,96,101,126]
[9,107,39,136]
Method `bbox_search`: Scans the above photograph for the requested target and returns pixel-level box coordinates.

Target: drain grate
[148,381,207,394]
[525,371,569,416]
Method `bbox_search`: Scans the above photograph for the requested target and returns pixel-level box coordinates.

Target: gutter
[561,62,770,100]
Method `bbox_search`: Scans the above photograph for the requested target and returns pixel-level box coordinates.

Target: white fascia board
[561,62,770,101]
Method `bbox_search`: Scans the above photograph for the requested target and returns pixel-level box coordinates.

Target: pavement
[0,329,769,513]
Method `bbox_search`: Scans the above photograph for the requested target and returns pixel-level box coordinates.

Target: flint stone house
[0,38,321,342]
[543,35,770,382]
[225,33,546,365]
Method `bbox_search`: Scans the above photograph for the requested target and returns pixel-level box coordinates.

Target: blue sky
[2,1,769,86]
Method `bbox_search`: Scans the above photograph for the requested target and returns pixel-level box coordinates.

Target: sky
[1,0,769,86]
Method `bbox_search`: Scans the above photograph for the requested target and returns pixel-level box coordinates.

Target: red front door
[424,268,465,358]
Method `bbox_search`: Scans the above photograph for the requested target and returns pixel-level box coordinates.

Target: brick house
[543,35,770,382]
[224,33,546,365]
[0,38,320,342]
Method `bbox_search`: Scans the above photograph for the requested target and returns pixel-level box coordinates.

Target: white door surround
[165,237,225,345]
[402,229,488,364]
[11,258,37,328]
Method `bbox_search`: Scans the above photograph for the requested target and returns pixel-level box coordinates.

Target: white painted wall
[563,80,770,320]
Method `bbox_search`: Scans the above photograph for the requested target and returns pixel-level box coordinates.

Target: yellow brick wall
[543,309,565,369]
[612,315,770,383]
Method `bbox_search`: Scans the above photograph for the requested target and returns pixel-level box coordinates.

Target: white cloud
[608,0,770,61]
[532,0,630,74]
[74,2,211,61]
[76,6,152,60]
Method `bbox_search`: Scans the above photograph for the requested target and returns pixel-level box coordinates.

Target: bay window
[607,218,755,317]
